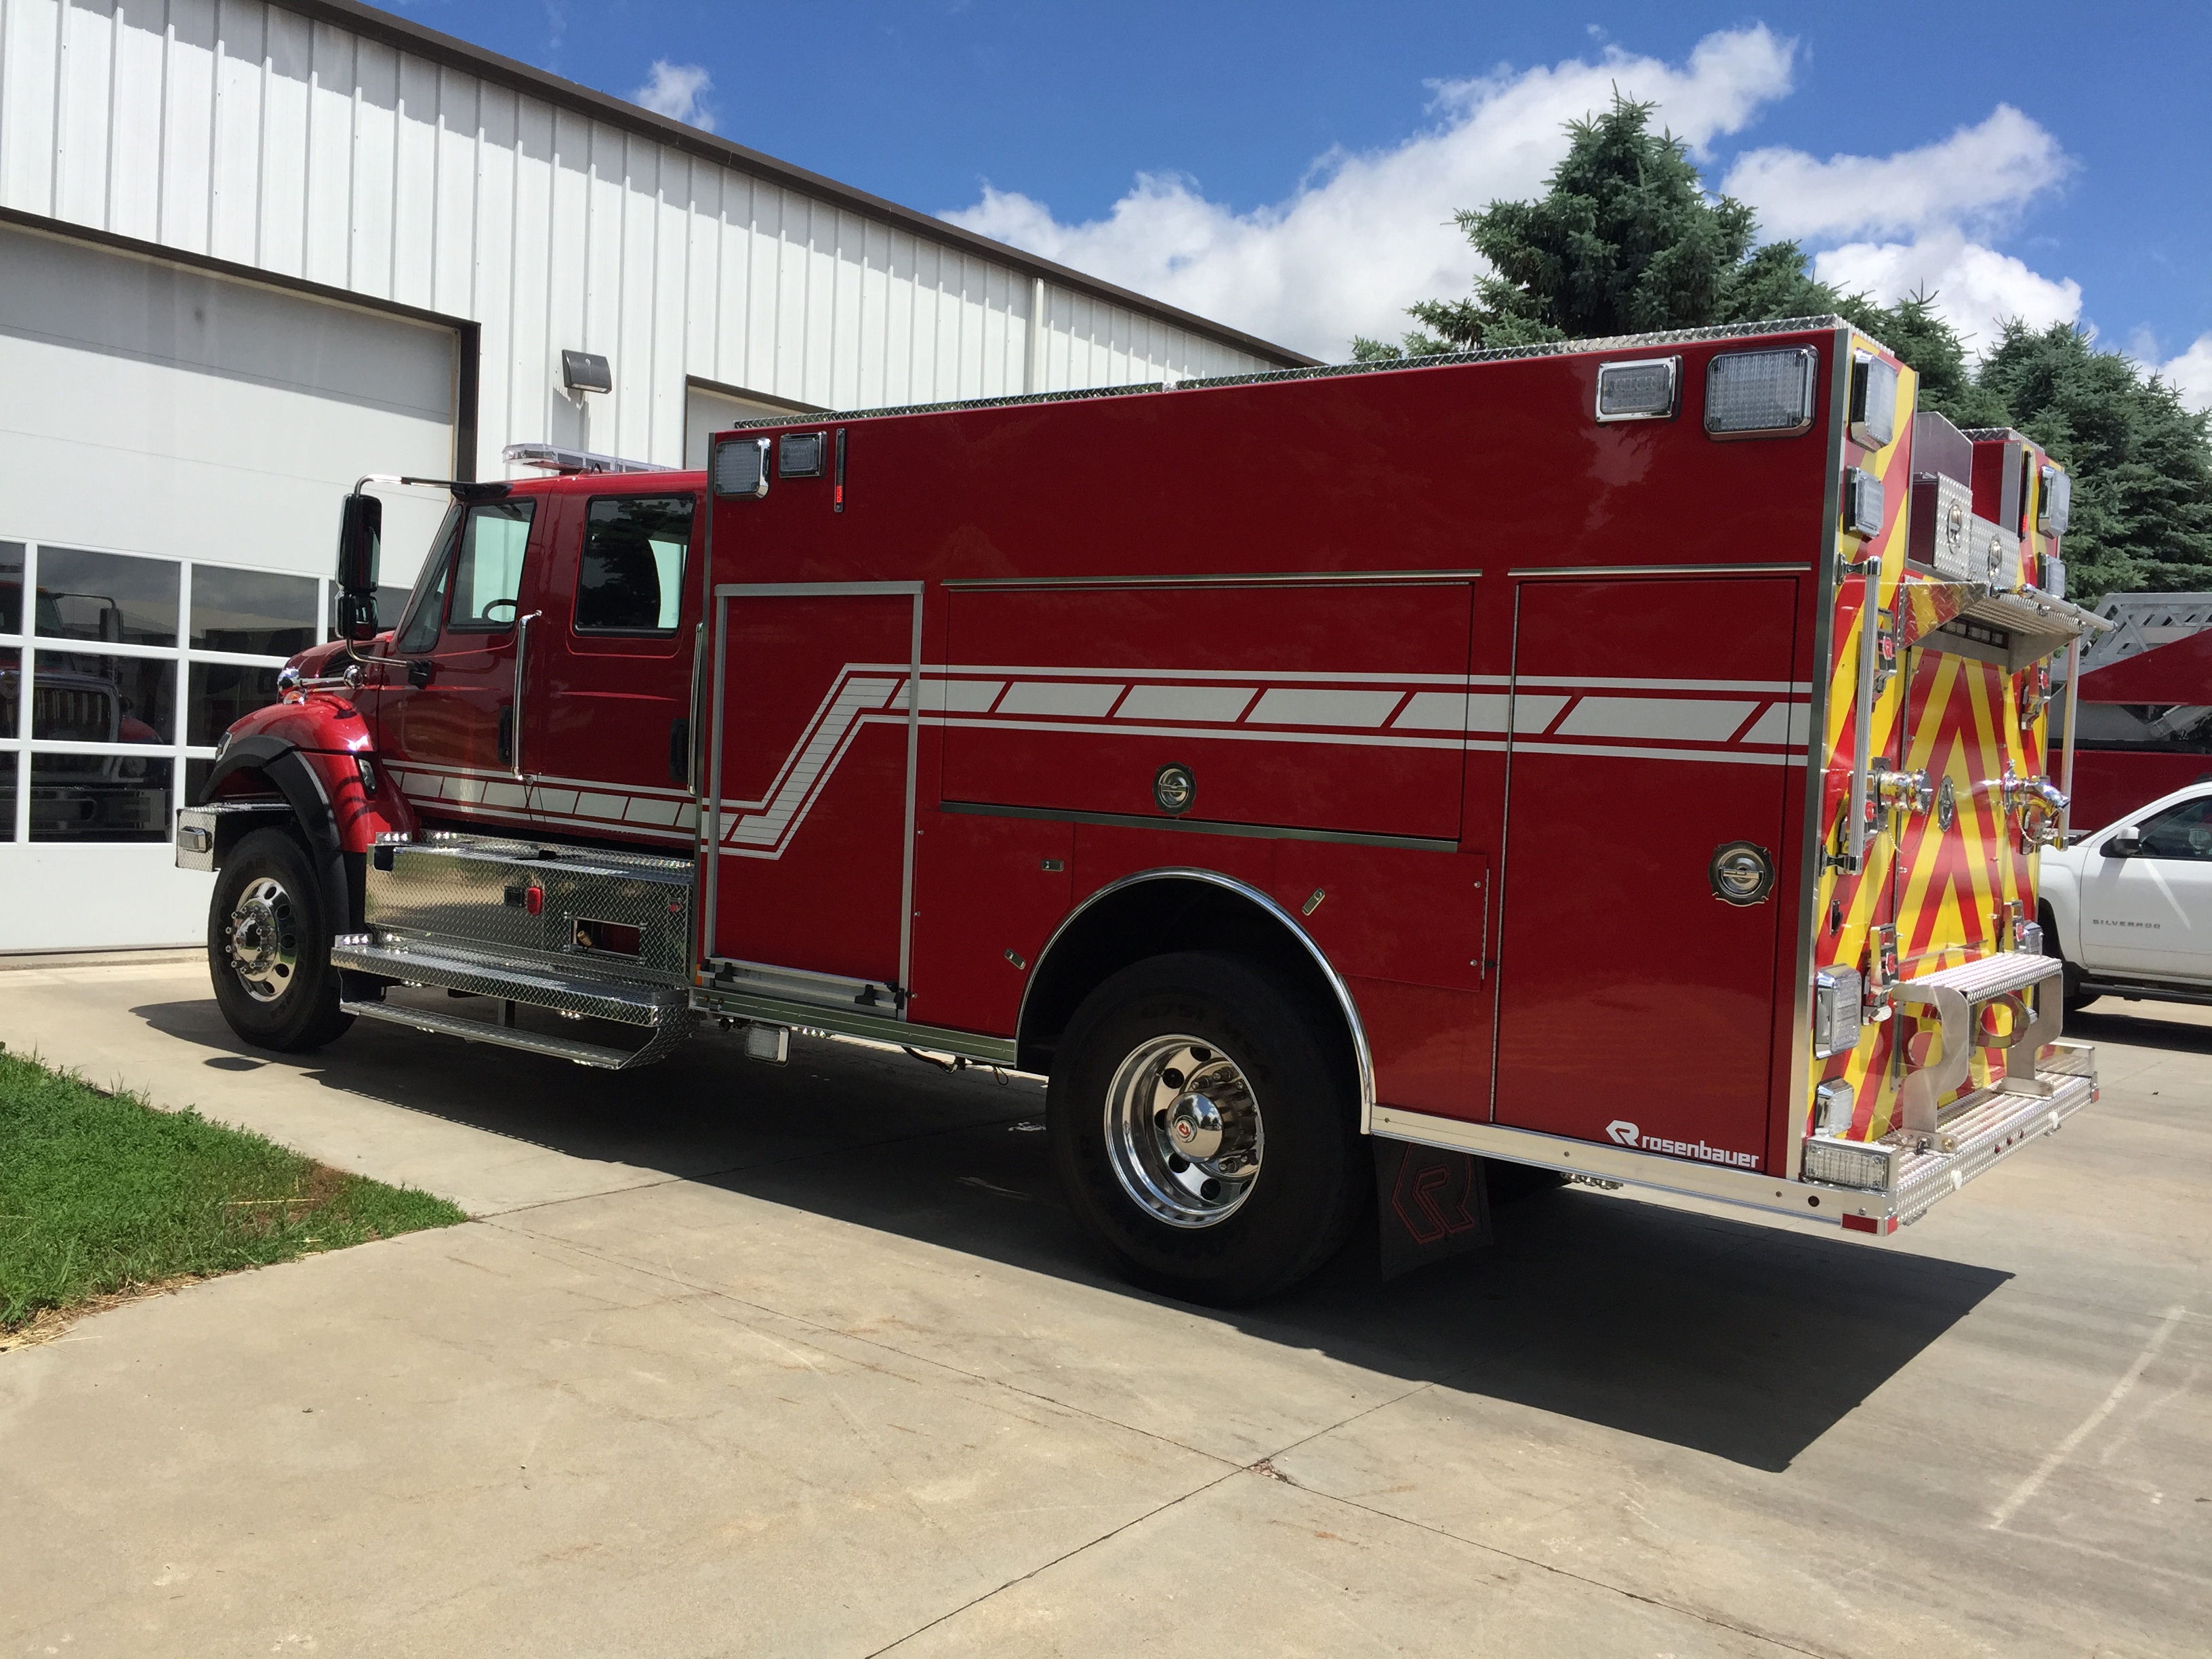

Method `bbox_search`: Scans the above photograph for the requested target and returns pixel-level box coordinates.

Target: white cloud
[943,26,1799,359]
[1721,106,2070,243]
[1719,106,2078,355]
[2157,333,2212,413]
[633,60,714,131]
[1813,230,2081,354]
[943,30,2107,369]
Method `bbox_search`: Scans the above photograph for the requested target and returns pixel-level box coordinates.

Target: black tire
[1048,951,1361,1305]
[207,826,353,1053]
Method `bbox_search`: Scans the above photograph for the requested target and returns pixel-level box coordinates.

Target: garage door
[0,220,457,950]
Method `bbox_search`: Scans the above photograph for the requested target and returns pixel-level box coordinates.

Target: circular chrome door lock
[1153,762,1195,816]
[1942,497,1966,558]
[1708,841,1775,906]
[1936,775,1957,831]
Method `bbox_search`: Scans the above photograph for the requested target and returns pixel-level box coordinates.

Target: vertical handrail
[1846,560,1880,868]
[2058,637,2081,842]
[510,610,542,781]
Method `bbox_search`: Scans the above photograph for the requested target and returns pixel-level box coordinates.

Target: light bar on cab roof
[503,442,676,475]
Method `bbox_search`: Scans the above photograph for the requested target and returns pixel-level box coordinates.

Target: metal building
[0,0,1305,950]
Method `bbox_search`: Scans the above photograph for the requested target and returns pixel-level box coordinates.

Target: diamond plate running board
[332,932,691,1069]
[338,995,690,1069]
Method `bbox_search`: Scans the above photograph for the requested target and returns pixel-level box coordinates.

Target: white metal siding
[0,218,455,949]
[0,0,1275,475]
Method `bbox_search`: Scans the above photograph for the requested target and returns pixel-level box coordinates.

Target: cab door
[375,495,546,830]
[523,490,702,848]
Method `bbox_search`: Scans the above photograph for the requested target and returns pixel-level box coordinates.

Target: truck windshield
[392,501,463,654]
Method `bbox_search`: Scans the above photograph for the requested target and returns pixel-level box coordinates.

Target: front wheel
[207,827,353,1052]
[1049,951,1361,1305]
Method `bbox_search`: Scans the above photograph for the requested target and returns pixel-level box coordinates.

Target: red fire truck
[177,316,2108,1300]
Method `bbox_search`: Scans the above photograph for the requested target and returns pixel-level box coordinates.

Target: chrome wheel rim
[225,876,300,1004]
[1103,1033,1263,1228]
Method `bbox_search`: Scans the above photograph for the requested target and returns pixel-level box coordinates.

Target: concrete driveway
[1,956,2206,1658]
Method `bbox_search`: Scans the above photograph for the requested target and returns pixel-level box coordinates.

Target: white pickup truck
[2042,781,2212,1011]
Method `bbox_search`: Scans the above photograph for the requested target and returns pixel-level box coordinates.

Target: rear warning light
[1801,1136,1896,1192]
[1594,356,1680,422]
[1704,346,1818,439]
[713,436,770,499]
[1848,351,1899,450]
[1843,468,1885,539]
[2039,463,2072,536]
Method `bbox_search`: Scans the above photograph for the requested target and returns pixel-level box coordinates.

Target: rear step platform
[332,933,690,1069]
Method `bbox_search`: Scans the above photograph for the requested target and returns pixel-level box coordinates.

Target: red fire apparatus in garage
[178,316,2110,1301]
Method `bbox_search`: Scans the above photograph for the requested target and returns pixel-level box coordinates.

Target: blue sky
[390,1,2212,401]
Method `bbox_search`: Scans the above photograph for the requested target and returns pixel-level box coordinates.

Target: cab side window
[448,500,539,632]
[2138,797,2212,861]
[574,496,694,634]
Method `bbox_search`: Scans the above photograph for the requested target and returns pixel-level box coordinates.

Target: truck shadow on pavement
[137,994,2012,1473]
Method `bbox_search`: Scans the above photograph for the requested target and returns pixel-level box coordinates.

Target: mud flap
[1373,1139,1492,1280]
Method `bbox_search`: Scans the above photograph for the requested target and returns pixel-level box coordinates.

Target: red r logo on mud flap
[1390,1153,1484,1246]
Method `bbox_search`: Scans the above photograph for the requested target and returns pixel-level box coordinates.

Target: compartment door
[1491,576,1802,1170]
[705,582,922,990]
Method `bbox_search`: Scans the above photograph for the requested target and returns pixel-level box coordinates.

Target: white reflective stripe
[945,663,1470,685]
[531,771,692,799]
[1247,687,1405,728]
[575,791,628,821]
[624,796,683,825]
[1391,691,1571,733]
[1738,701,1811,745]
[935,716,1464,752]
[1515,676,1811,694]
[533,787,577,814]
[1555,697,1757,742]
[726,675,900,846]
[1115,684,1258,722]
[998,681,1125,717]
[905,678,1005,712]
[1391,691,1465,731]
[1511,741,1796,767]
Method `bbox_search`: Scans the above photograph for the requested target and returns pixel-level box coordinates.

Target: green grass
[0,1048,466,1332]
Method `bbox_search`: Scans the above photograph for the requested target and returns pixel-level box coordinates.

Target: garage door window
[0,539,329,844]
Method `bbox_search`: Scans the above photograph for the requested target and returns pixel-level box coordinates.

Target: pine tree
[1978,322,2212,600]
[1352,94,1833,360]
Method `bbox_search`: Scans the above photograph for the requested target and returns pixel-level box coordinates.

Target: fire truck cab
[180,317,2110,1301]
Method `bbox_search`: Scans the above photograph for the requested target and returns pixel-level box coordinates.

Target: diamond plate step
[338,994,690,1070]
[333,933,687,1027]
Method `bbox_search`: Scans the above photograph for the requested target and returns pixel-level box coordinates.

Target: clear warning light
[1595,356,1680,422]
[1705,346,1818,439]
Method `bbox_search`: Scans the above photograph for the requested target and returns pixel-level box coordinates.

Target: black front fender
[199,737,356,933]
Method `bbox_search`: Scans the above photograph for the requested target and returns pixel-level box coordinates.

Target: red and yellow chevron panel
[1809,341,2057,1142]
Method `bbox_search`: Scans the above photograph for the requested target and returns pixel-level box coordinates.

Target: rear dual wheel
[207,827,352,1053]
[1050,951,1361,1305]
